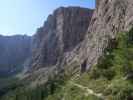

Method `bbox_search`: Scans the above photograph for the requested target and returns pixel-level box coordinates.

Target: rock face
[24,7,93,85]
[90,0,133,35]
[80,0,133,69]
[25,0,133,86]
[96,0,100,8]
[30,7,93,71]
[0,35,31,77]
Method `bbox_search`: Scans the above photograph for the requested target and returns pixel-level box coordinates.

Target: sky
[0,0,95,36]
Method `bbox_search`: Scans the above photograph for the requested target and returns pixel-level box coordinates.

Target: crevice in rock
[81,59,87,73]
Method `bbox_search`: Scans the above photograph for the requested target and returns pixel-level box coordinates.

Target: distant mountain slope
[0,35,31,77]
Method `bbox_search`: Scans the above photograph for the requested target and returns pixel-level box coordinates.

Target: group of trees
[0,75,65,100]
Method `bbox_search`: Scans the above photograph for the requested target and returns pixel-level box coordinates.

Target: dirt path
[70,81,104,99]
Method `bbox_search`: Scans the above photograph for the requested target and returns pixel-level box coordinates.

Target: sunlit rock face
[76,0,133,70]
[23,7,93,85]
[25,0,133,86]
[30,7,93,71]
[59,0,133,73]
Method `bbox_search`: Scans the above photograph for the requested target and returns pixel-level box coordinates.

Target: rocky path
[70,74,104,99]
[70,81,104,99]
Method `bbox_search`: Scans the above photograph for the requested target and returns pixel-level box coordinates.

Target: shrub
[104,80,133,100]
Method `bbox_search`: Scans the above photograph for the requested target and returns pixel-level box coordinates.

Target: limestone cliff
[25,0,133,86]
[1,0,133,99]
[24,7,93,85]
[79,0,133,69]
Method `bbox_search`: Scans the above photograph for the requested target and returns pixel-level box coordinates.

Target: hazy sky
[0,0,95,36]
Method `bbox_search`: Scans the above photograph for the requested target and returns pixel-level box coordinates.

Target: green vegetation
[0,29,133,100]
[0,74,66,100]
[74,29,133,99]
[0,77,21,97]
[45,29,133,100]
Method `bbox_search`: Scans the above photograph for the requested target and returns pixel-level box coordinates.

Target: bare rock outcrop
[73,0,133,71]
[30,7,93,71]
[25,0,133,86]
[24,7,93,85]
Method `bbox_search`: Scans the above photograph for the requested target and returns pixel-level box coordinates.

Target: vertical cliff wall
[24,0,133,86]
[30,7,93,71]
[23,7,93,85]
[76,0,133,70]
[96,0,100,8]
